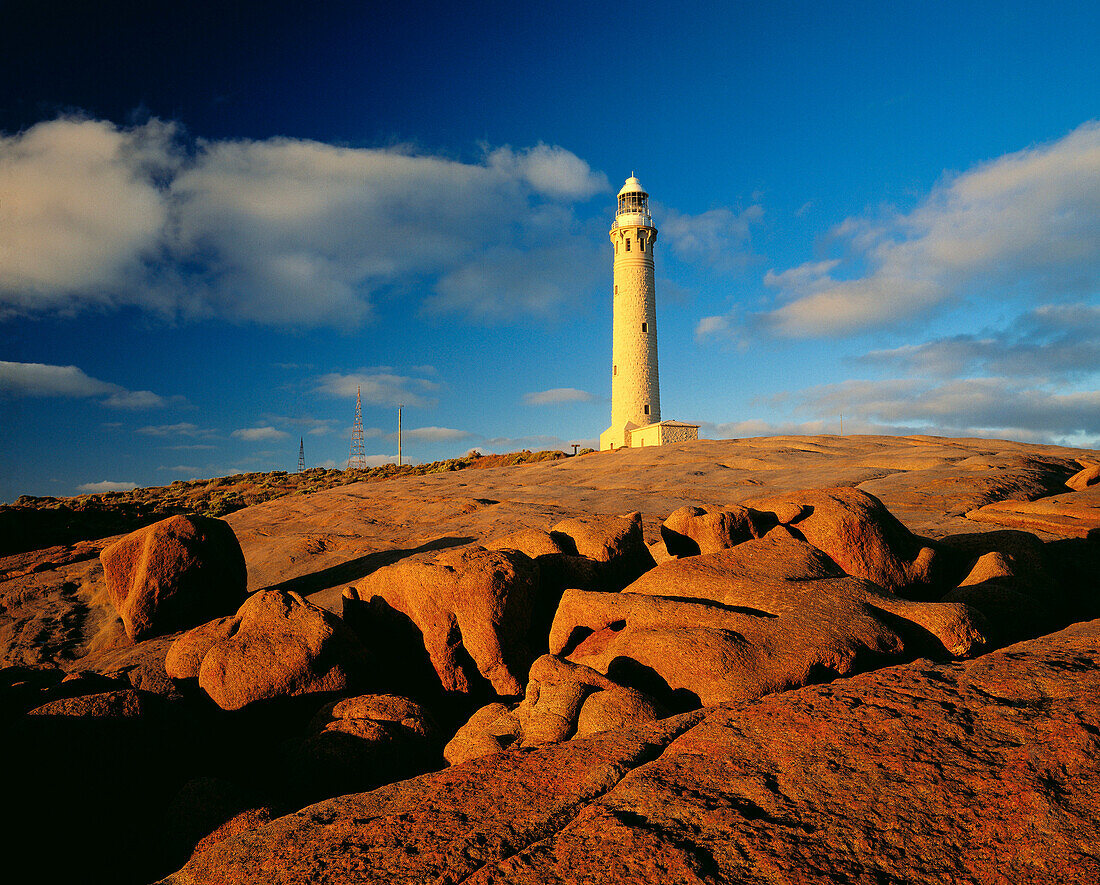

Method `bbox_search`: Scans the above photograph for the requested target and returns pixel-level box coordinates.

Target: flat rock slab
[967,485,1100,538]
[162,619,1100,885]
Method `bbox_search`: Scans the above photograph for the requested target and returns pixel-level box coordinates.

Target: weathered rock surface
[967,484,1100,538]
[1067,460,1100,491]
[166,589,371,710]
[347,546,538,698]
[100,515,247,640]
[548,535,988,709]
[160,620,1100,885]
[289,694,438,801]
[660,504,772,556]
[747,486,941,593]
[549,511,655,588]
[938,530,1063,646]
[445,654,664,765]
[8,435,1100,885]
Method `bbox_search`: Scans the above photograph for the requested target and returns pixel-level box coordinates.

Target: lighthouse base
[601,420,700,451]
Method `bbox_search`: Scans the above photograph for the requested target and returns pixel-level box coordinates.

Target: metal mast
[348,385,366,470]
[297,437,305,472]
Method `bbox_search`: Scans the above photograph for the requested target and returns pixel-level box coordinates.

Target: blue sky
[2,0,1098,500]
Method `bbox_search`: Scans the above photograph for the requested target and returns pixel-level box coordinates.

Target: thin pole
[398,404,403,466]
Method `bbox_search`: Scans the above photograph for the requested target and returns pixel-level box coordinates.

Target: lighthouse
[600,174,698,451]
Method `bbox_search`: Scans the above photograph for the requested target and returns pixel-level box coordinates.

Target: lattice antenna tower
[297,437,305,473]
[348,385,366,470]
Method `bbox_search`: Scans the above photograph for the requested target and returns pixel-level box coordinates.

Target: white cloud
[137,422,212,437]
[787,377,1100,443]
[0,118,179,318]
[763,120,1100,336]
[0,117,612,326]
[315,371,439,408]
[77,480,138,492]
[231,426,289,441]
[523,387,598,405]
[487,144,608,199]
[659,204,763,271]
[101,389,169,409]
[0,360,167,408]
[403,426,474,441]
[157,465,200,473]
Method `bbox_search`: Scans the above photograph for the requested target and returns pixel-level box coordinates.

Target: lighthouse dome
[618,175,647,197]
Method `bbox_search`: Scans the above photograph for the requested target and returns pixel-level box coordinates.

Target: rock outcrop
[747,487,941,594]
[159,620,1100,885]
[347,546,539,698]
[166,589,371,710]
[548,535,988,709]
[100,515,247,640]
[444,654,664,765]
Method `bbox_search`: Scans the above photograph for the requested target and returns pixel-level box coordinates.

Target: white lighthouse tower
[600,174,698,451]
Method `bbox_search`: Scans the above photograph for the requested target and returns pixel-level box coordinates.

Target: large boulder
[162,777,273,865]
[166,590,371,711]
[444,655,665,765]
[100,515,247,640]
[747,487,940,594]
[548,536,988,709]
[347,546,538,698]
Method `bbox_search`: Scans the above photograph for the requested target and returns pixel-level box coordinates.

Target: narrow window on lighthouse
[613,365,618,375]
[640,238,645,252]
[614,285,618,294]
[641,322,648,332]
[644,404,650,416]
[625,238,631,252]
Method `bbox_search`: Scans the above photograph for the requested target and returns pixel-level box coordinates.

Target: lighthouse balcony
[611,211,653,230]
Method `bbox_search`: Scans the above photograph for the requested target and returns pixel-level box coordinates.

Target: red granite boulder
[348,546,538,698]
[166,589,370,710]
[100,515,247,641]
[747,487,940,594]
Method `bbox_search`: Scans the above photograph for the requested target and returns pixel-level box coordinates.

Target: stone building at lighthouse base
[600,419,700,451]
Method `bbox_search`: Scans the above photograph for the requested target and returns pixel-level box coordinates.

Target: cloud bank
[0,360,168,408]
[787,377,1100,443]
[0,117,609,326]
[315,371,440,408]
[231,426,289,441]
[761,121,1100,337]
